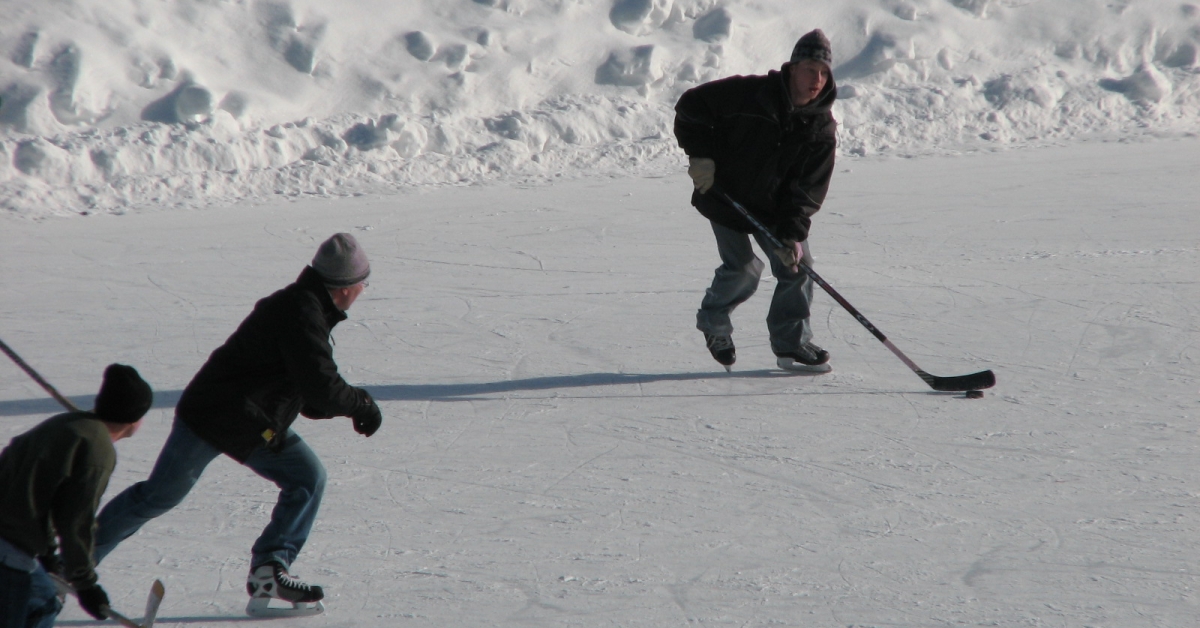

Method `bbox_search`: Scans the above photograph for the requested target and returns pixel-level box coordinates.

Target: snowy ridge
[1,0,1199,217]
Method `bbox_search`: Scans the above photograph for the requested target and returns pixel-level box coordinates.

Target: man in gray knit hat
[674,28,837,373]
[93,233,381,618]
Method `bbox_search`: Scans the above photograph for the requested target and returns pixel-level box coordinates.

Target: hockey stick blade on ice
[715,191,996,392]
[50,574,166,628]
[0,337,81,411]
[142,579,166,628]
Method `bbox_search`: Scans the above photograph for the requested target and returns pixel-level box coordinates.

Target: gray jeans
[696,221,814,355]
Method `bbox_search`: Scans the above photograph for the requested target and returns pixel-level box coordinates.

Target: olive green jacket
[0,412,116,588]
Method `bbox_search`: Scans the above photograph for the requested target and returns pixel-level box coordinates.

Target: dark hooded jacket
[177,266,368,462]
[673,64,837,242]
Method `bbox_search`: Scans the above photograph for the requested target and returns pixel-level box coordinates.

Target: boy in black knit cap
[0,364,152,627]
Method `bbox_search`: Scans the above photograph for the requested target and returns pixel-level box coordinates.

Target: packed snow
[2,1,1200,627]
[2,0,1199,217]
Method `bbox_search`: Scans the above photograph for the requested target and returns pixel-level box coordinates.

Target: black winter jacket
[177,266,367,462]
[674,64,837,242]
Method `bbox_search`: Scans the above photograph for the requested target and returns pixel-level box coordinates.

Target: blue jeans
[95,417,326,570]
[0,564,60,628]
[696,221,815,354]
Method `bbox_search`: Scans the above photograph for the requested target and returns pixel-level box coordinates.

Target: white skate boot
[245,562,325,618]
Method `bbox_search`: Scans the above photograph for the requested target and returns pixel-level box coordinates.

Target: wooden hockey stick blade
[103,607,144,628]
[142,580,166,628]
[50,573,160,628]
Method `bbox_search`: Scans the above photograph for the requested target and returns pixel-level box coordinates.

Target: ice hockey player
[0,364,153,628]
[674,29,838,373]
[92,233,383,617]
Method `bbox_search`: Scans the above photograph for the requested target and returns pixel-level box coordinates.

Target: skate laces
[274,566,314,593]
[706,335,734,351]
[775,342,829,365]
[794,342,829,365]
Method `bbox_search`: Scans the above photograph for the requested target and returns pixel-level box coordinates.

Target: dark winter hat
[311,233,370,287]
[94,363,153,424]
[790,29,832,67]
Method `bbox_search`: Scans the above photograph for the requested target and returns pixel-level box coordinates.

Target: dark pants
[696,221,815,355]
[0,564,60,628]
[95,417,327,571]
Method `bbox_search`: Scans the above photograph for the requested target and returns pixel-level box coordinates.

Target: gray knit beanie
[312,233,370,287]
[790,29,832,66]
[94,363,153,424]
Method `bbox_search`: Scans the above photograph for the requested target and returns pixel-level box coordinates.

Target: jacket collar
[297,266,349,325]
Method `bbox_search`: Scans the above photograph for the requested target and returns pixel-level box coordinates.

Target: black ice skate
[774,342,831,373]
[704,333,736,371]
[245,562,325,618]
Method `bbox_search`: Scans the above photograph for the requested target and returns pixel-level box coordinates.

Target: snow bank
[1,0,1198,217]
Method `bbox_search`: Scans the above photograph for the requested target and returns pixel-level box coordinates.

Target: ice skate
[704,333,736,371]
[245,562,325,618]
[775,342,831,373]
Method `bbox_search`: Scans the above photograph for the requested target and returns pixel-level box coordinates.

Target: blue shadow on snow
[0,370,799,417]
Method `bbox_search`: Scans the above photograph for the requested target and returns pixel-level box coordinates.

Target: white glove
[687,157,715,194]
[775,239,803,272]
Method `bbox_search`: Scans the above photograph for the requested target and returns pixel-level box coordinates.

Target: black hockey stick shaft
[0,337,81,411]
[715,190,995,392]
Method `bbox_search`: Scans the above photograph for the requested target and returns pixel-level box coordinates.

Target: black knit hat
[790,29,832,66]
[94,363,153,424]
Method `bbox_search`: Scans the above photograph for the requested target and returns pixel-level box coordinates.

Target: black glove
[76,584,110,620]
[351,391,382,437]
[38,552,65,578]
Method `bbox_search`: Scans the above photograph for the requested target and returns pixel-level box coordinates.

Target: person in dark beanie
[675,28,838,373]
[0,364,152,628]
[93,233,382,616]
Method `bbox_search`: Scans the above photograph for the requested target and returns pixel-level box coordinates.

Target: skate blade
[776,357,832,373]
[246,596,325,618]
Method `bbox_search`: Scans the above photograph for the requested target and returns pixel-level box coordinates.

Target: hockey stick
[0,337,80,411]
[715,190,995,392]
[49,573,166,628]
